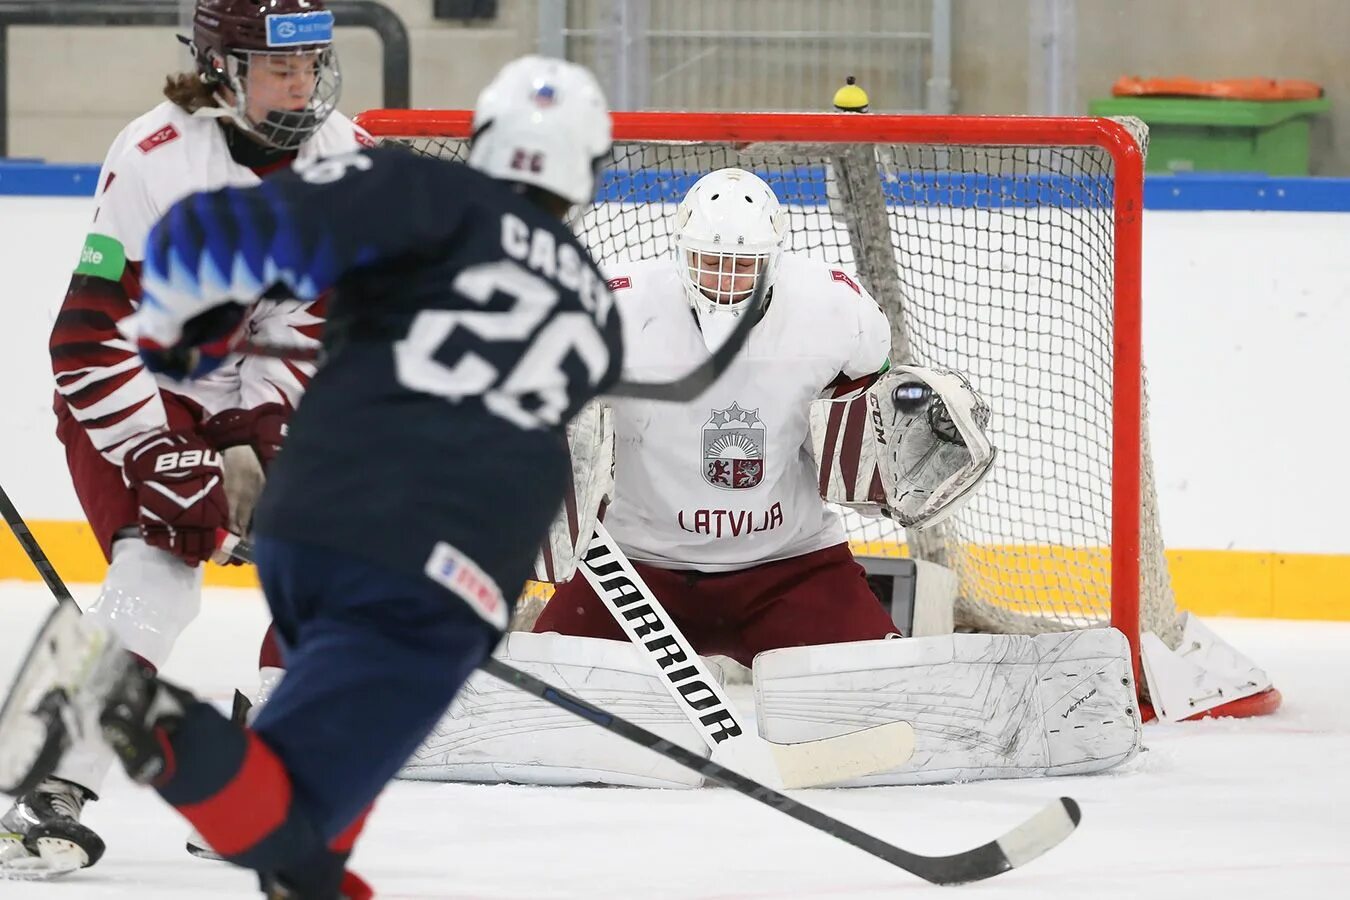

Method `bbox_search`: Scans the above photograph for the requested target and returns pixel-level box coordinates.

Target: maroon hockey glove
[122,431,229,566]
[200,402,289,470]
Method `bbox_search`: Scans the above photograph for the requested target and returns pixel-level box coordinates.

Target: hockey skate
[0,602,128,878]
[0,776,105,878]
[0,603,131,796]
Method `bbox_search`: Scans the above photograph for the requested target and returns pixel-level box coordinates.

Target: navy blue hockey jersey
[140,147,623,621]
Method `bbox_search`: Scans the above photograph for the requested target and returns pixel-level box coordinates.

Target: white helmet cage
[675,168,789,322]
[468,55,613,207]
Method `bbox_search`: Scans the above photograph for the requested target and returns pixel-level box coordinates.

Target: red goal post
[352,109,1277,720]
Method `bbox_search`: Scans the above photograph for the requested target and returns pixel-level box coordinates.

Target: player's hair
[517,185,573,220]
[163,72,217,113]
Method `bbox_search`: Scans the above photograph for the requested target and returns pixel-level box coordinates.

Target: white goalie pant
[754,629,1142,786]
[401,632,710,788]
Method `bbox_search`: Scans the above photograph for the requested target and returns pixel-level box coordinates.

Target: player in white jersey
[405,168,1143,790]
[0,0,370,876]
[537,170,899,642]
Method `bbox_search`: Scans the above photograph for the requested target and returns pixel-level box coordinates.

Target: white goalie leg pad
[754,629,1141,786]
[401,632,711,788]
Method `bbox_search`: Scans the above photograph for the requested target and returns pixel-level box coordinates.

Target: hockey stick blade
[229,536,256,564]
[605,266,768,402]
[480,656,1080,885]
[771,721,915,790]
[0,604,116,798]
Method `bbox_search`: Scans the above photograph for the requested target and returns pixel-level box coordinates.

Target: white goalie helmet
[675,168,788,330]
[468,55,613,207]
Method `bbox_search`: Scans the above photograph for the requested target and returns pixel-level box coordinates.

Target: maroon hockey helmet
[189,0,342,149]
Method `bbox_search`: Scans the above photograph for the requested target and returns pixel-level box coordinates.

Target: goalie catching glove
[812,366,996,529]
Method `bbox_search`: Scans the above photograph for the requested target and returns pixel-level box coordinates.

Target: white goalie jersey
[600,254,890,572]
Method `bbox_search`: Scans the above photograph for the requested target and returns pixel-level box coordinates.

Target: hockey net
[354,110,1276,717]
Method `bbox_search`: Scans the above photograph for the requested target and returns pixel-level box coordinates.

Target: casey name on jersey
[677,502,785,538]
[500,211,609,316]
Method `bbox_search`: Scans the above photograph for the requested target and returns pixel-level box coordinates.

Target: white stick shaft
[578,522,917,788]
[579,523,749,756]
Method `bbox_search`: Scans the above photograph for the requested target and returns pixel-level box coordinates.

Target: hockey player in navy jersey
[0,56,617,899]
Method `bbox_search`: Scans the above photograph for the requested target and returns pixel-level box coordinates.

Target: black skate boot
[0,776,105,877]
[98,655,197,787]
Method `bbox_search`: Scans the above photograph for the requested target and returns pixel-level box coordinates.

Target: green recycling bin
[1088,95,1330,175]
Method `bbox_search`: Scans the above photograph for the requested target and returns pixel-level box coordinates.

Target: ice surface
[0,583,1346,899]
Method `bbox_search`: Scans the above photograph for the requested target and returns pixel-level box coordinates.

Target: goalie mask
[675,169,788,349]
[188,0,342,150]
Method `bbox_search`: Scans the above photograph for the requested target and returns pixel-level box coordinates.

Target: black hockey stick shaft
[226,536,1077,883]
[215,551,1079,884]
[605,265,769,402]
[229,269,768,404]
[0,483,76,605]
[480,655,1078,886]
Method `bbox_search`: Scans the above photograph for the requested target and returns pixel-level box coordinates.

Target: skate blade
[0,833,82,881]
[186,839,225,862]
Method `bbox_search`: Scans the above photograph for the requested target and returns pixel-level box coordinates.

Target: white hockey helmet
[675,168,788,328]
[468,56,613,207]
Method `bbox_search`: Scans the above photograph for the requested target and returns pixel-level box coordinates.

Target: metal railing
[0,0,410,156]
[538,0,952,113]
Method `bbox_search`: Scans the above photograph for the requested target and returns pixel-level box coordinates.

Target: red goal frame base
[1140,686,1283,723]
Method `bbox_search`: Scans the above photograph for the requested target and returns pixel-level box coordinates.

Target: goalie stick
[226,529,910,787]
[579,521,914,788]
[223,536,1080,885]
[0,512,1080,886]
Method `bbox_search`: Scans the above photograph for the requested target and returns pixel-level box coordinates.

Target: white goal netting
[362,113,1181,650]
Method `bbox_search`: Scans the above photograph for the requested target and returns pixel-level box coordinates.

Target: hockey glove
[136,304,250,380]
[123,431,229,566]
[200,402,289,470]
